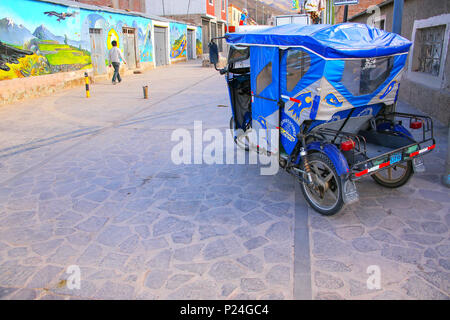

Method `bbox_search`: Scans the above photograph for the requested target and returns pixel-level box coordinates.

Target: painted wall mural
[0,0,199,81]
[0,0,154,80]
[170,22,187,59]
[196,27,202,56]
[82,10,153,65]
[0,0,91,80]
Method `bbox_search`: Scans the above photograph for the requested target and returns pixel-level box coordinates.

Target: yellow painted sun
[107,28,120,50]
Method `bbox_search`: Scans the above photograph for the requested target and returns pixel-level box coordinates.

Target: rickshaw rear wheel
[230,116,250,151]
[371,160,413,188]
[299,152,344,216]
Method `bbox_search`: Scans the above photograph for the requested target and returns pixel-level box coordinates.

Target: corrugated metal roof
[34,0,199,26]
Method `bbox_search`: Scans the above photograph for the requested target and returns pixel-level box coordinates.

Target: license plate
[390,153,402,165]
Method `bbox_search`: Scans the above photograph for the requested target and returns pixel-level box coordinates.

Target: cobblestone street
[0,61,448,300]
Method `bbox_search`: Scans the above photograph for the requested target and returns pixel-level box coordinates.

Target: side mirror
[208,41,219,66]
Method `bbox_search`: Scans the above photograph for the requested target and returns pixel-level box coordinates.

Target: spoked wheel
[229,116,250,151]
[371,160,413,188]
[299,153,344,216]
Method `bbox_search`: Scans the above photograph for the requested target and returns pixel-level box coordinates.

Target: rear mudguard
[305,142,350,177]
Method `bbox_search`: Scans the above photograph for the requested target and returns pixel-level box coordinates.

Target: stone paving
[0,60,448,300]
[309,102,450,300]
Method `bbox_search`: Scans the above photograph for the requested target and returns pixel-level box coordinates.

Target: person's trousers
[112,62,121,83]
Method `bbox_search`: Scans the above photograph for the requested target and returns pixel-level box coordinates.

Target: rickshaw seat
[308,104,383,134]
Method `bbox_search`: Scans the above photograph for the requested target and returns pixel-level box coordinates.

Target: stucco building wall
[349,0,450,123]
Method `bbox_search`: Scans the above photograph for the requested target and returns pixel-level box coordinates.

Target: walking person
[108,40,126,85]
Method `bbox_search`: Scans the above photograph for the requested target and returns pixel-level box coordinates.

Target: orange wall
[206,0,215,16]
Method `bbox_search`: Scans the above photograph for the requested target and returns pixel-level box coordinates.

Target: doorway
[154,26,168,67]
[123,27,137,69]
[217,22,223,52]
[89,28,107,75]
[187,29,195,60]
[202,19,209,54]
[210,22,217,41]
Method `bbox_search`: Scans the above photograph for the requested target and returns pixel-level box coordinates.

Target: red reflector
[340,139,355,151]
[428,144,435,150]
[410,151,419,157]
[355,169,368,177]
[410,121,422,129]
[228,26,236,33]
[379,161,390,169]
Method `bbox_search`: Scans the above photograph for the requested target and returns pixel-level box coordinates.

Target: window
[414,25,445,76]
[341,57,394,96]
[256,62,272,95]
[222,0,225,11]
[209,0,213,5]
[286,49,311,92]
[228,45,249,64]
[89,28,101,34]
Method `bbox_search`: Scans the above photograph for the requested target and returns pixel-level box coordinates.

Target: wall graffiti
[196,27,202,56]
[0,0,201,81]
[0,0,89,80]
[170,22,187,59]
[82,11,153,65]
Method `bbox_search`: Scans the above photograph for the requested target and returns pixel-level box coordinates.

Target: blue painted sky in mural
[0,0,153,61]
[0,0,83,41]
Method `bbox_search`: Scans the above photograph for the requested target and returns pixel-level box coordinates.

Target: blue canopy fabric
[226,23,412,59]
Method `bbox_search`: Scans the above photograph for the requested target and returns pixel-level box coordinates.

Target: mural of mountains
[33,24,65,43]
[0,17,35,46]
[33,24,81,48]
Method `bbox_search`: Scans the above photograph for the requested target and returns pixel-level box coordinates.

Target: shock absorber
[301,147,313,185]
[299,133,313,185]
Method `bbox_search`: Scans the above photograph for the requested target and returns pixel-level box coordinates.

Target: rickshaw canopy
[226,23,412,59]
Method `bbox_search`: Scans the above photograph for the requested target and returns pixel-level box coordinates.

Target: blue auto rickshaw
[209,23,435,215]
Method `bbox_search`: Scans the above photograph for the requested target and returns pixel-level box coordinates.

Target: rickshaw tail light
[410,121,422,129]
[340,140,355,151]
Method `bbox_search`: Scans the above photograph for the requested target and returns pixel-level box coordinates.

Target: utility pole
[343,5,348,22]
[226,0,229,29]
[262,5,265,25]
[161,0,165,16]
[256,0,258,25]
[392,0,404,34]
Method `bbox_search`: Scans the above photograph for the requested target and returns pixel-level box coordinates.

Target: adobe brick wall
[335,0,385,23]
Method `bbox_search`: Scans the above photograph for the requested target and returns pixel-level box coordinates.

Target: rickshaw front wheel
[299,152,344,216]
[371,160,413,188]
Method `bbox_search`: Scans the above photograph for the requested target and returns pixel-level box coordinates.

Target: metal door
[187,29,194,60]
[89,28,106,75]
[217,23,223,52]
[202,19,209,55]
[154,26,168,67]
[123,27,137,69]
[210,22,217,40]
